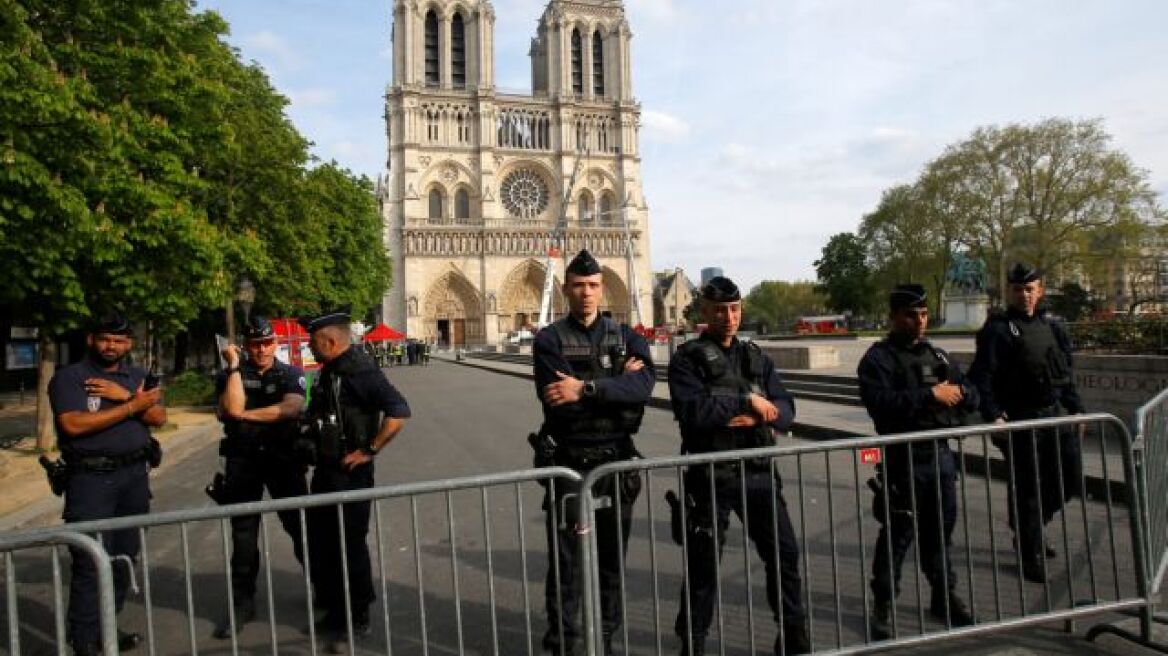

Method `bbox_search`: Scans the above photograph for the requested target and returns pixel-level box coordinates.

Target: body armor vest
[680,338,773,454]
[224,363,296,443]
[315,350,384,457]
[546,316,644,438]
[885,341,965,431]
[992,313,1072,411]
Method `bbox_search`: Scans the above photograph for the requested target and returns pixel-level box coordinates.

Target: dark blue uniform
[857,337,978,616]
[50,357,153,648]
[533,315,655,655]
[969,308,1084,573]
[668,334,805,652]
[306,347,410,628]
[214,360,308,606]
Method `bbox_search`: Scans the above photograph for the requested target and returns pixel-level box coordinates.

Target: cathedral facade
[379,0,652,346]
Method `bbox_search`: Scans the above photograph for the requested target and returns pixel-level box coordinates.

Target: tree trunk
[36,333,58,453]
[174,331,189,374]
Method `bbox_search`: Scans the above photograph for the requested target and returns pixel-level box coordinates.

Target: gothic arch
[498,259,565,331]
[423,268,483,345]
[600,266,632,324]
[419,158,477,190]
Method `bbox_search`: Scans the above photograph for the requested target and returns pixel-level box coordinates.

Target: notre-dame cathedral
[378,0,652,346]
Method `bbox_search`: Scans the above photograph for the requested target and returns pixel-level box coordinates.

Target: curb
[442,357,1131,505]
[0,416,220,532]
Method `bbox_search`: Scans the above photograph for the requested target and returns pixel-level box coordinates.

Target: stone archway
[600,267,631,325]
[423,270,483,346]
[498,259,564,333]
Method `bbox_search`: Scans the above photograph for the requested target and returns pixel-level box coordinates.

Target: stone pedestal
[942,293,990,329]
[757,345,840,370]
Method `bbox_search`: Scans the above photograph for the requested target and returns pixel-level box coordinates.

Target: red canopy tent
[363,323,406,342]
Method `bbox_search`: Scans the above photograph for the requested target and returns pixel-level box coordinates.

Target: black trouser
[870,448,958,602]
[543,450,641,649]
[63,462,151,645]
[994,408,1083,561]
[675,464,804,641]
[223,451,309,602]
[307,462,376,623]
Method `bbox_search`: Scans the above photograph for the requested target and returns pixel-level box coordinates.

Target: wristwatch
[582,381,598,398]
[361,444,380,457]
[225,366,241,376]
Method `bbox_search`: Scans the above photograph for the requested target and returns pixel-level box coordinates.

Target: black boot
[1022,556,1047,583]
[778,619,811,654]
[869,599,892,641]
[542,628,577,656]
[677,635,705,656]
[213,597,256,639]
[930,589,975,627]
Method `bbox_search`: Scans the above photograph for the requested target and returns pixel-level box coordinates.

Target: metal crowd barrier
[1,467,580,655]
[577,413,1147,656]
[1084,389,1168,653]
[1,531,117,655]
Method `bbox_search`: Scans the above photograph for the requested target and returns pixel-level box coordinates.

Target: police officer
[301,308,410,654]
[969,263,1084,582]
[669,276,809,656]
[49,314,165,655]
[211,316,309,638]
[533,249,655,656]
[857,284,978,640]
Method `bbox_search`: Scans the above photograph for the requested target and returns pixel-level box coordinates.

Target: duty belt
[68,446,151,473]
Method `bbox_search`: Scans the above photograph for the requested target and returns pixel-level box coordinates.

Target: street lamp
[236,275,256,327]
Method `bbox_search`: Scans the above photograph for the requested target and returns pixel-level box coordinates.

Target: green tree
[743,280,827,333]
[814,232,875,316]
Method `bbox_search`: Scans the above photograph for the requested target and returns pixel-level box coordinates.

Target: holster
[665,490,695,545]
[148,437,162,468]
[528,430,557,469]
[39,456,69,496]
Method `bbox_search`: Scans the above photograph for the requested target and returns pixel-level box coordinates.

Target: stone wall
[950,352,1168,431]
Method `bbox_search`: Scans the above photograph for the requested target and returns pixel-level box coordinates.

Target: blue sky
[196,0,1168,291]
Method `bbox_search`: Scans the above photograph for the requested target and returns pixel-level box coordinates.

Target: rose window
[500,169,549,218]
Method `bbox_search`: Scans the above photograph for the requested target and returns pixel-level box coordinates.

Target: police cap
[889,283,927,311]
[92,313,133,336]
[243,316,275,341]
[1006,262,1042,285]
[565,249,602,277]
[298,306,351,334]
[701,276,741,303]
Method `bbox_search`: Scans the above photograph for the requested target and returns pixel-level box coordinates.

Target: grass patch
[164,370,217,407]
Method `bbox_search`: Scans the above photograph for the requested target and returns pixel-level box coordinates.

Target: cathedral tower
[381,0,651,346]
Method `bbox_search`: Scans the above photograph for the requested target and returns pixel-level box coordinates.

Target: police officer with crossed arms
[668,276,810,656]
[49,314,165,655]
[969,263,1085,582]
[856,284,977,641]
[211,316,309,638]
[533,249,655,656]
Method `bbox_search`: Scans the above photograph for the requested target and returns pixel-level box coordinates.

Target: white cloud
[641,110,691,143]
[243,30,302,71]
[288,87,337,108]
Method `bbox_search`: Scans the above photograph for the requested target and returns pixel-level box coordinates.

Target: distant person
[49,314,165,656]
[211,316,308,639]
[969,263,1085,582]
[301,309,410,653]
[668,276,809,656]
[532,249,655,656]
[856,284,977,640]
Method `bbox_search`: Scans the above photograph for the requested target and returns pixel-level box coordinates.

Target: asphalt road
[1,361,1161,655]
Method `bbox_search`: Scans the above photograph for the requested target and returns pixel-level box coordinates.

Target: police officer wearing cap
[49,314,165,655]
[533,249,655,656]
[211,316,309,638]
[969,263,1084,582]
[669,276,810,656]
[856,284,978,641]
[301,308,410,653]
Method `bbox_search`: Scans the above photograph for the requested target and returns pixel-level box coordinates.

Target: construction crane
[536,149,586,328]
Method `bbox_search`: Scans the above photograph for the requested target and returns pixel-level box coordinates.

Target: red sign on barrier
[860,448,882,465]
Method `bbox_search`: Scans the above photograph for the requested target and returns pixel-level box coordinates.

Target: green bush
[164,370,217,407]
